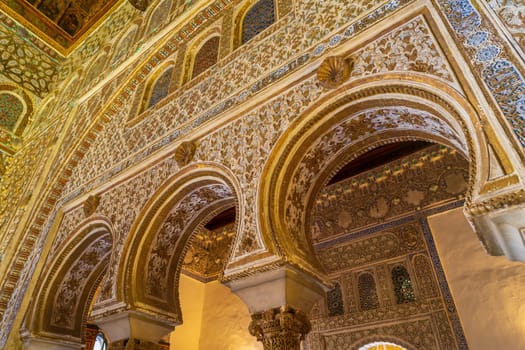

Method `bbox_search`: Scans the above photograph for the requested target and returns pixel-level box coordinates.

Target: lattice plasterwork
[63,14,457,206]
[308,217,466,349]
[3,0,525,345]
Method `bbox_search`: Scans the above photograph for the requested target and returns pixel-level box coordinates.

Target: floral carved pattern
[145,184,233,300]
[284,107,464,261]
[51,234,112,329]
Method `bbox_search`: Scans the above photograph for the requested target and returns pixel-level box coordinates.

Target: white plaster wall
[199,281,261,350]
[428,208,525,349]
[170,275,261,349]
[170,275,206,349]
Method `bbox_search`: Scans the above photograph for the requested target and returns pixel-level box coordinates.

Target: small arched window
[326,282,344,316]
[241,0,275,45]
[111,26,138,67]
[191,36,220,79]
[391,265,416,304]
[143,66,174,111]
[358,272,380,311]
[147,0,171,34]
[93,332,108,350]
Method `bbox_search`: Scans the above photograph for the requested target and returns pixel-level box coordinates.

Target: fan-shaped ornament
[174,141,197,167]
[317,56,353,89]
[83,194,100,217]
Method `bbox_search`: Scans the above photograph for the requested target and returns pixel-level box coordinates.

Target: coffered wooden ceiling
[0,0,123,54]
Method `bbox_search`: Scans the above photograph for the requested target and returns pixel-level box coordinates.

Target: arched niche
[234,0,276,48]
[145,0,172,34]
[356,339,413,350]
[84,47,110,88]
[22,217,114,348]
[110,23,139,68]
[183,27,221,83]
[117,163,241,325]
[258,75,486,282]
[139,61,175,114]
[0,84,34,137]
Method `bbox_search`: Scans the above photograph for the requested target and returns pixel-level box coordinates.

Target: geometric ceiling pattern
[0,0,123,52]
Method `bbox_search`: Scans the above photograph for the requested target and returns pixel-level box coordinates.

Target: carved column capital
[249,305,311,350]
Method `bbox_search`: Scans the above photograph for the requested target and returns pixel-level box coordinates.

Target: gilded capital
[249,305,311,350]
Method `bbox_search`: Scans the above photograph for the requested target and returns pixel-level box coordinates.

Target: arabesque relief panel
[312,145,468,242]
[308,219,466,349]
[1,0,525,345]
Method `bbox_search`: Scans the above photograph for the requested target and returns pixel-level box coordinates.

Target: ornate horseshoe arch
[22,217,114,347]
[259,75,486,280]
[117,162,242,325]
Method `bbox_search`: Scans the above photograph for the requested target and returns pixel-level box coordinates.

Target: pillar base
[21,331,82,350]
[226,264,328,350]
[109,338,167,350]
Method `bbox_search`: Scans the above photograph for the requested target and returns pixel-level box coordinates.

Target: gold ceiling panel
[0,0,124,55]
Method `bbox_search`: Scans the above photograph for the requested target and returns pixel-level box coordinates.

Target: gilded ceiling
[0,0,124,53]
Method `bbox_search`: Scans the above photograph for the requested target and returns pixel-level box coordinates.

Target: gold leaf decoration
[174,141,197,167]
[317,56,353,89]
[83,195,100,217]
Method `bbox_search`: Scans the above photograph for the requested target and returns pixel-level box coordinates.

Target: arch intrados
[277,97,470,210]
[144,0,172,33]
[173,200,236,278]
[275,102,472,234]
[302,135,465,235]
[260,76,485,276]
[27,217,113,340]
[118,163,242,316]
[164,197,234,305]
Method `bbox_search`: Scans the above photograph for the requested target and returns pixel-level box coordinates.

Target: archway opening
[359,342,407,350]
[305,140,469,348]
[170,207,260,349]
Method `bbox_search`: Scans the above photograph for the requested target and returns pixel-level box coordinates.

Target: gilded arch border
[257,74,487,280]
[22,216,114,344]
[117,162,242,323]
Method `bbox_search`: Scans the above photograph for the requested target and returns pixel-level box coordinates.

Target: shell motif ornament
[83,194,100,217]
[317,56,353,89]
[174,141,197,167]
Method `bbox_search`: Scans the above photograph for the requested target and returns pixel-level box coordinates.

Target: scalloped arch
[23,216,113,344]
[258,74,486,281]
[117,162,242,324]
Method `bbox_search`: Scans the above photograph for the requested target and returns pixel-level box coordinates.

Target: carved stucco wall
[302,146,468,350]
[1,0,525,347]
[486,0,525,53]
